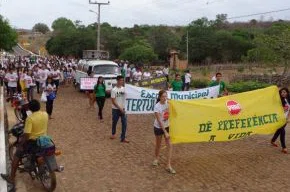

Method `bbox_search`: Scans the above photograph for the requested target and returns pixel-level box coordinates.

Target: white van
[75,60,120,92]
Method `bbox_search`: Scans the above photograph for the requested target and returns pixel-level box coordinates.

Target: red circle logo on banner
[226,100,242,115]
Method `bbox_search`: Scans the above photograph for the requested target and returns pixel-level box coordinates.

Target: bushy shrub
[201,67,209,77]
[227,81,271,93]
[191,79,209,88]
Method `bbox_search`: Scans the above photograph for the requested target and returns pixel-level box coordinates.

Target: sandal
[166,167,176,174]
[282,148,288,154]
[152,159,159,166]
[271,141,278,147]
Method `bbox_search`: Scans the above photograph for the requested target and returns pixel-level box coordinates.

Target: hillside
[16,29,51,56]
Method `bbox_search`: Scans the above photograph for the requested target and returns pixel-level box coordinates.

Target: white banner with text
[125,84,220,114]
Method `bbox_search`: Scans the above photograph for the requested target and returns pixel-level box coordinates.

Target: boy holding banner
[209,72,228,97]
[169,74,183,91]
[110,76,129,143]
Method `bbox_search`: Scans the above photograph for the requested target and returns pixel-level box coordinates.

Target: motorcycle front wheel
[38,163,57,192]
[14,108,24,122]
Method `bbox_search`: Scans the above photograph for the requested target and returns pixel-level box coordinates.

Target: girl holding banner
[271,88,290,154]
[153,90,176,174]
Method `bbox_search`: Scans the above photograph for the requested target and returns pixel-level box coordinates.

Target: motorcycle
[8,123,63,192]
[11,93,29,122]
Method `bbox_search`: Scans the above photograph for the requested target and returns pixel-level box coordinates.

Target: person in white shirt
[0,68,5,86]
[152,90,175,174]
[39,65,48,90]
[184,70,192,91]
[126,67,131,83]
[163,65,170,82]
[51,67,61,90]
[130,66,136,80]
[155,68,163,77]
[110,75,129,143]
[143,69,151,80]
[5,68,18,101]
[133,68,142,82]
[67,68,73,84]
[44,66,51,78]
[123,62,128,71]
[24,70,34,101]
[71,66,77,86]
[45,77,57,119]
[33,67,41,94]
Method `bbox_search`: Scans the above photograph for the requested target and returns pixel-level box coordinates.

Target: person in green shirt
[209,72,228,97]
[170,74,183,91]
[94,76,106,122]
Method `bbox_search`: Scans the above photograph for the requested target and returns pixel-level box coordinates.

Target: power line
[121,0,202,13]
[228,7,290,20]
[206,0,225,5]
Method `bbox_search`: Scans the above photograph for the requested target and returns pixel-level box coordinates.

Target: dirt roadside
[5,85,290,192]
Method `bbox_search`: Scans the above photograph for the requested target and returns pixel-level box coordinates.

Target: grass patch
[227,81,271,93]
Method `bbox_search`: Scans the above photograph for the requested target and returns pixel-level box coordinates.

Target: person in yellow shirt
[1,99,48,187]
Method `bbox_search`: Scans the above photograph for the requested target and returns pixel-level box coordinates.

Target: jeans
[165,75,169,82]
[112,108,127,141]
[26,87,34,101]
[126,77,130,83]
[271,124,287,148]
[96,96,106,119]
[36,81,40,94]
[46,99,54,116]
[53,80,60,91]
[184,83,190,91]
[8,87,17,101]
[4,82,9,95]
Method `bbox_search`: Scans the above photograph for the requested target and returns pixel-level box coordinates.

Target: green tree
[214,14,228,29]
[0,15,17,51]
[147,26,180,61]
[32,23,50,34]
[119,44,157,63]
[51,17,76,33]
[181,17,216,63]
[46,17,96,57]
[215,30,254,62]
[245,23,290,75]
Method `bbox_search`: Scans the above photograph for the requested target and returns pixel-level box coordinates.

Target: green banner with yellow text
[169,86,286,144]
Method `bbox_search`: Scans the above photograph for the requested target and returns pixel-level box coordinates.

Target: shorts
[154,127,169,136]
[15,140,39,158]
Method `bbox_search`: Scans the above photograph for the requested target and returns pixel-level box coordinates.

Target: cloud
[1,0,290,29]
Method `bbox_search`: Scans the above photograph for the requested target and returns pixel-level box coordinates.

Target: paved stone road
[7,86,290,192]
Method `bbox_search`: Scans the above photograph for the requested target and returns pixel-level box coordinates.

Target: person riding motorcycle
[1,99,48,190]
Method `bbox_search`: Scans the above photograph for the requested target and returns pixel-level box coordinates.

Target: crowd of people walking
[0,56,77,119]
[1,55,289,178]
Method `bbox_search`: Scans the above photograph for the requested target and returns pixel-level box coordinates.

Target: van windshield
[93,65,119,75]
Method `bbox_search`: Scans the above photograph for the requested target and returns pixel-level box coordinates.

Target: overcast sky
[1,0,290,29]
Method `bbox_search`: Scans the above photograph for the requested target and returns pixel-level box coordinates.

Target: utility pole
[186,31,189,65]
[89,0,110,52]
